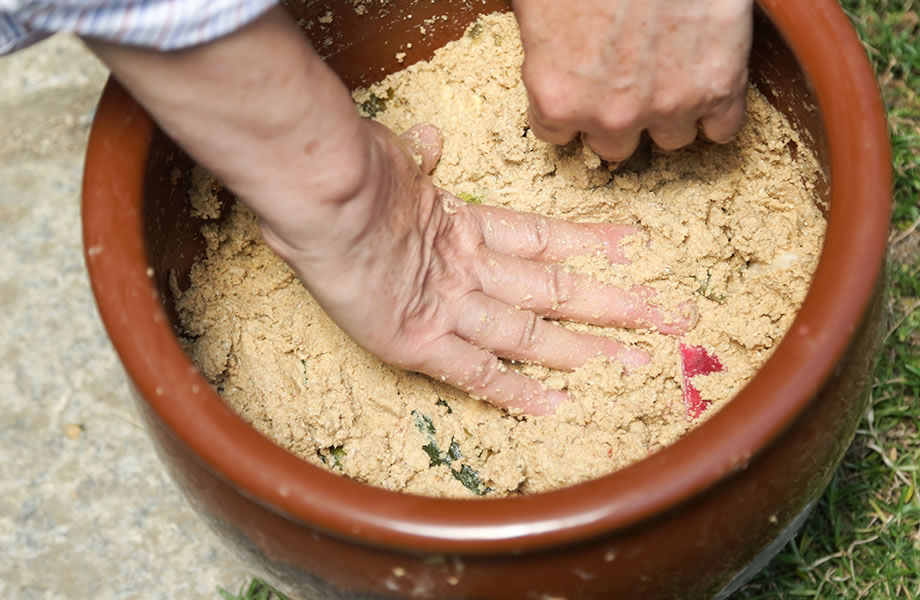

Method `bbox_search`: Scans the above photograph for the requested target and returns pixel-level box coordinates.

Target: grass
[218,579,288,600]
[218,1,920,598]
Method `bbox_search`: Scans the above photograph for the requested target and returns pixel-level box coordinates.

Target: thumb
[399,124,443,174]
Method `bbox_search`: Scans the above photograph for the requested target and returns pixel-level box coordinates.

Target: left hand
[513,0,754,161]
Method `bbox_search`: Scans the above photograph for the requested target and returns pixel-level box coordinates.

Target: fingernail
[673,301,700,329]
[602,225,642,265]
[399,124,443,173]
[657,301,699,335]
[526,390,568,416]
[628,285,699,335]
[601,339,649,369]
[618,346,651,369]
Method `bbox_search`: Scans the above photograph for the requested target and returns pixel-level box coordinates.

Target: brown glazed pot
[82,1,891,598]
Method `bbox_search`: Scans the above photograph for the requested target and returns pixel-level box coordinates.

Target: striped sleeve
[1,0,278,55]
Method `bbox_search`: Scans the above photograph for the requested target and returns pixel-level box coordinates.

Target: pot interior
[141,0,830,461]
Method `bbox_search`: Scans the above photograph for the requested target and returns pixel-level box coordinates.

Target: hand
[513,0,754,161]
[261,121,697,415]
[86,6,696,415]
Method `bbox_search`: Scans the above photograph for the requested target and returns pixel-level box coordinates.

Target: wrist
[249,116,381,251]
[228,88,372,212]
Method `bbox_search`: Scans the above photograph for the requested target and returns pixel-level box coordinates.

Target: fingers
[416,333,569,415]
[527,102,578,147]
[469,203,638,265]
[398,124,443,174]
[476,250,698,334]
[700,92,747,144]
[582,125,643,163]
[647,113,700,151]
[454,292,650,371]
[525,75,747,159]
[525,73,644,162]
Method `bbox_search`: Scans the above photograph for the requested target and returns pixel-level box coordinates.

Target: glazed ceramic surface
[82,1,891,598]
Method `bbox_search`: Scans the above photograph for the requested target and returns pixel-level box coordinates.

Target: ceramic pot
[82,1,891,598]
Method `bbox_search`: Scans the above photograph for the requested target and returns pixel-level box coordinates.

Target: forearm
[82,6,368,239]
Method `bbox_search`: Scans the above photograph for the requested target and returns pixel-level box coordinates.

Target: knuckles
[704,74,742,106]
[596,100,643,134]
[459,353,502,394]
[649,90,687,120]
[393,204,484,338]
[513,311,543,355]
[523,66,579,124]
[542,264,576,311]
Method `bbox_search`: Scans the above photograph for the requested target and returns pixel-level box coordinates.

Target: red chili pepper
[679,343,724,420]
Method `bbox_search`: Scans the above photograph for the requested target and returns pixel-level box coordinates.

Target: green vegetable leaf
[328,445,346,470]
[421,442,442,467]
[410,409,491,495]
[412,409,436,436]
[448,439,462,462]
[694,269,726,304]
[458,192,483,204]
[217,579,287,600]
[359,93,387,118]
[453,464,491,496]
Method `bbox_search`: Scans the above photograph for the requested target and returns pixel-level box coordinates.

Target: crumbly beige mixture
[187,165,222,219]
[174,12,825,498]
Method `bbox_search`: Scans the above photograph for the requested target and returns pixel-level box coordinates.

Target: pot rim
[82,0,890,554]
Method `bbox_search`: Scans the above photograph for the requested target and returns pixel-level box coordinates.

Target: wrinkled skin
[263,121,697,414]
[85,5,707,415]
[514,0,754,161]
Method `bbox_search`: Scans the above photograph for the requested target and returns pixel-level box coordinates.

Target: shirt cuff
[3,0,278,54]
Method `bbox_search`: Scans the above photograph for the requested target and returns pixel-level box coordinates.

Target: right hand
[260,120,697,415]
